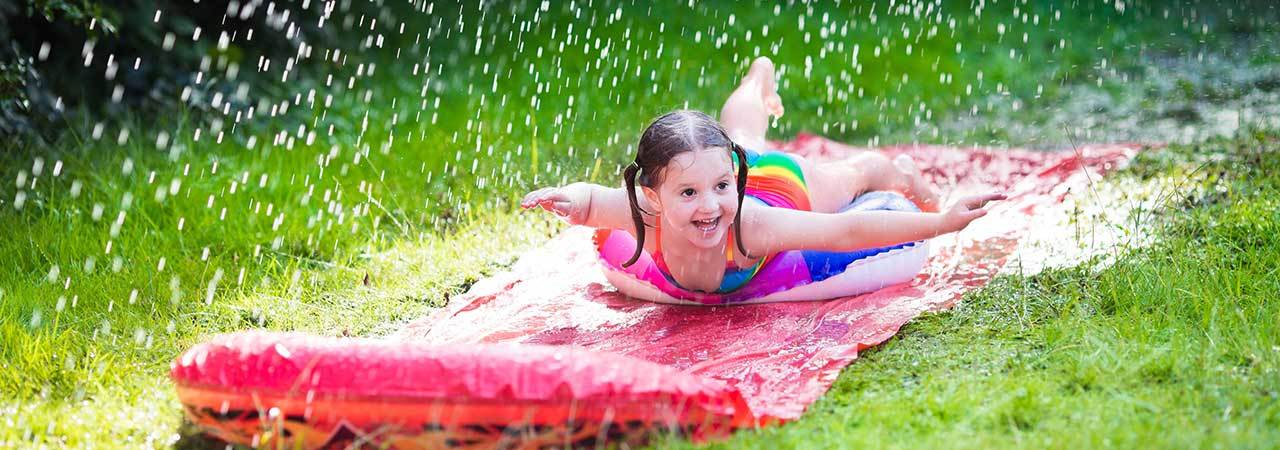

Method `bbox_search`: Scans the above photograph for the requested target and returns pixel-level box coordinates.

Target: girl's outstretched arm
[521,183,645,233]
[746,193,1006,254]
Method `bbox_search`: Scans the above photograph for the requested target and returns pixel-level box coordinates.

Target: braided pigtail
[729,142,755,259]
[622,162,646,268]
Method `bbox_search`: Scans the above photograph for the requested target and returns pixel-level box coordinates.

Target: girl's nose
[700,195,718,212]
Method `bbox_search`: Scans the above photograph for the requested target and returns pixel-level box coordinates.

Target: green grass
[1,0,1279,448]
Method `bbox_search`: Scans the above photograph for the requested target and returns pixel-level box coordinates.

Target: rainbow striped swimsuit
[650,148,811,293]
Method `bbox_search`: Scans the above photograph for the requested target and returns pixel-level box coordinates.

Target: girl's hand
[520,185,590,225]
[942,192,1006,232]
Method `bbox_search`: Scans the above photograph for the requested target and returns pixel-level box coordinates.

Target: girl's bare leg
[805,152,941,213]
[720,56,785,151]
[719,56,940,213]
[886,155,942,212]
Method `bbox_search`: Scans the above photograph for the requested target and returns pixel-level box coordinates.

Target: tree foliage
[1,0,335,144]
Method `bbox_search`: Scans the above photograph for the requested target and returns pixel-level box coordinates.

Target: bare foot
[747,57,785,119]
[893,154,940,212]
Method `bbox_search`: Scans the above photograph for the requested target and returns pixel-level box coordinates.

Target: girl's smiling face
[642,148,740,249]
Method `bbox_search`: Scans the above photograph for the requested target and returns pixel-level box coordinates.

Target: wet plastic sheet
[395,134,1141,423]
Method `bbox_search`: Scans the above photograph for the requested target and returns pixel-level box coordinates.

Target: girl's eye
[717,182,729,190]
[681,189,695,197]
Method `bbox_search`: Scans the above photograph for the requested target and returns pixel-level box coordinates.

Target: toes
[765,97,785,118]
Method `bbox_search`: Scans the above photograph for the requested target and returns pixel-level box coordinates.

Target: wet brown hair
[621,110,752,267]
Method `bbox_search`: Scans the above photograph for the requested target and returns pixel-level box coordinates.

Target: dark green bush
[0,0,339,145]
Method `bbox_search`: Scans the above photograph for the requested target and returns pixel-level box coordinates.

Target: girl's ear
[641,186,662,212]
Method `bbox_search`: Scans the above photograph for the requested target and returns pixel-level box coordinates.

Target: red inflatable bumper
[172,331,754,448]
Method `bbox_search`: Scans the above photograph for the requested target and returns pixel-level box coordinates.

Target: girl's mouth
[692,217,721,233]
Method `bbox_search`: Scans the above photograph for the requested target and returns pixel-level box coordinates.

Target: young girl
[521,57,1002,295]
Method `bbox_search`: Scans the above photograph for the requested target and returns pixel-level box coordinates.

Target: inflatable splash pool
[172,331,754,448]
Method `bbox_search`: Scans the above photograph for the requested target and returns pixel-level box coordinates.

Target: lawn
[1,1,1278,447]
